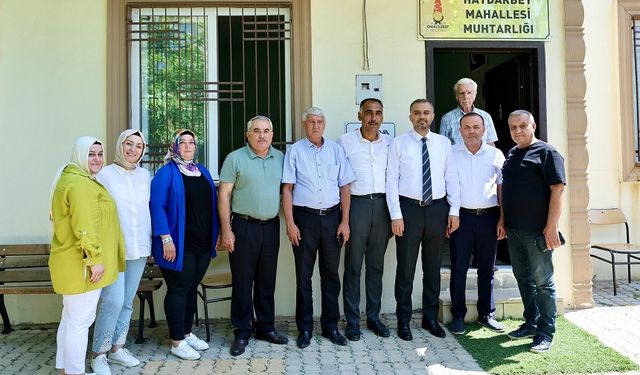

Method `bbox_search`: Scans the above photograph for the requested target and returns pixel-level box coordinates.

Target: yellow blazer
[49,164,126,294]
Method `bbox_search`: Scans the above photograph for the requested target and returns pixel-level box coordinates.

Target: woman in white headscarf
[90,130,151,375]
[50,136,125,375]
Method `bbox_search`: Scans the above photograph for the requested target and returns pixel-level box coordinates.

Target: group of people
[49,129,218,374]
[47,76,565,375]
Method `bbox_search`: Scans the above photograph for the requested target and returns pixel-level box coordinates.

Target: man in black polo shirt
[501,110,566,354]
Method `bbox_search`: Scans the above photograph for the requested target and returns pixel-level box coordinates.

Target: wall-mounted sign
[345,122,396,138]
[419,0,550,40]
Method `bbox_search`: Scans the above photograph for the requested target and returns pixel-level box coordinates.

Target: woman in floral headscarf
[90,129,151,374]
[149,129,218,360]
[50,136,125,375]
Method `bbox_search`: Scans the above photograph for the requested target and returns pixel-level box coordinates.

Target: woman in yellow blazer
[49,136,125,375]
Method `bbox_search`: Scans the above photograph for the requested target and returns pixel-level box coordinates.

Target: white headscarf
[49,136,103,220]
[114,129,146,170]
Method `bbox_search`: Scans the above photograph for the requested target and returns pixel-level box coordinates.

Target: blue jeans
[506,228,556,341]
[92,257,147,353]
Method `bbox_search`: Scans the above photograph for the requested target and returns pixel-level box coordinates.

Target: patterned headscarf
[114,129,146,170]
[163,129,201,177]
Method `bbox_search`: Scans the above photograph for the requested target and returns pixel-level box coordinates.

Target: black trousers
[395,198,448,324]
[292,206,341,333]
[342,195,391,324]
[161,248,211,341]
[449,209,499,318]
[229,216,280,340]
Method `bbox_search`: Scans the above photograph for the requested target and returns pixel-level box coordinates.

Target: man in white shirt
[448,112,506,336]
[386,99,460,340]
[439,78,497,146]
[337,98,392,341]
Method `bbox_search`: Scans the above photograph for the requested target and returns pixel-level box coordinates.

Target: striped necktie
[421,137,432,204]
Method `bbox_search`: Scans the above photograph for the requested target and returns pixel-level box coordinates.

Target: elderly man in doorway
[448,112,506,336]
[386,99,460,341]
[282,107,356,349]
[337,98,392,341]
[501,110,566,354]
[439,77,498,147]
[218,115,287,357]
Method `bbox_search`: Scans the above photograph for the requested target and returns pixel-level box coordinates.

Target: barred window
[633,18,640,163]
[128,6,292,176]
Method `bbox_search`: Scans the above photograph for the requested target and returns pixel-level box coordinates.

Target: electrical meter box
[355,74,382,104]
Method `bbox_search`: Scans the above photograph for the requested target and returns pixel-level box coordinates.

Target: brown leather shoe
[255,331,288,345]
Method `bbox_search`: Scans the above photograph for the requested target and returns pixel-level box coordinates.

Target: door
[427,42,545,265]
[485,54,539,157]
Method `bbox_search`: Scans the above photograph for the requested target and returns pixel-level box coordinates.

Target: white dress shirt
[337,129,391,195]
[386,130,460,220]
[451,143,505,209]
[282,137,357,209]
[439,106,498,145]
[97,164,152,260]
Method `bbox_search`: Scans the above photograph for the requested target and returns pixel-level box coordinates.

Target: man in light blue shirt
[439,77,498,146]
[282,107,356,349]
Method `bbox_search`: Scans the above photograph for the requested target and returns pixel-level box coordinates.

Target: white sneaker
[108,348,141,367]
[90,354,112,375]
[184,332,209,350]
[170,340,201,360]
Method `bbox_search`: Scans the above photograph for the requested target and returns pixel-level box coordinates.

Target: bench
[0,244,163,343]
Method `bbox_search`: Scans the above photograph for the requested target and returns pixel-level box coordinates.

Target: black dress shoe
[321,329,348,346]
[345,323,361,341]
[367,319,390,338]
[230,339,248,356]
[397,323,413,341]
[296,330,312,349]
[255,331,288,345]
[422,319,446,338]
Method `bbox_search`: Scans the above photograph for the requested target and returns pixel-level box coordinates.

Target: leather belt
[459,206,499,216]
[232,213,278,224]
[295,204,340,216]
[399,196,444,207]
[352,193,385,200]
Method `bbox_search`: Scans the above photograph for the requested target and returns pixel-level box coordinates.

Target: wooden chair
[195,253,232,342]
[588,208,640,295]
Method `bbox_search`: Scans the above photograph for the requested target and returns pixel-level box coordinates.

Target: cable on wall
[362,0,370,71]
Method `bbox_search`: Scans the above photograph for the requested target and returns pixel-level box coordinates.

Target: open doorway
[426,41,546,265]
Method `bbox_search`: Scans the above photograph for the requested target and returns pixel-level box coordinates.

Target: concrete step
[439,265,518,291]
[438,288,564,323]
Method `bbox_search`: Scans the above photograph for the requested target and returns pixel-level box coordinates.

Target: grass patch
[454,317,639,375]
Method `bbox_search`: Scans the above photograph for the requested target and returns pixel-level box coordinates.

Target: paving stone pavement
[0,280,638,374]
[564,281,640,369]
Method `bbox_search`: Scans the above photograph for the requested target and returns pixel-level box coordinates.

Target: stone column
[564,0,594,308]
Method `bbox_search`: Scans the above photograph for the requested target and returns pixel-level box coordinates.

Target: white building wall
[583,0,640,281]
[3,0,626,324]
